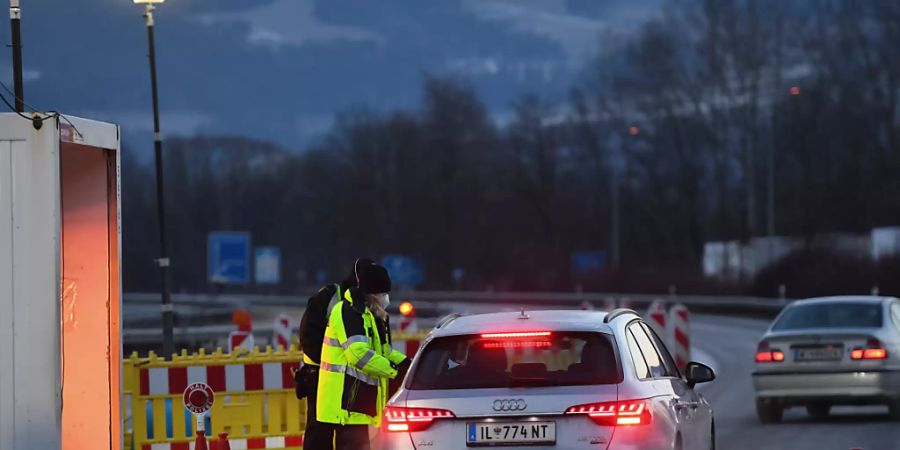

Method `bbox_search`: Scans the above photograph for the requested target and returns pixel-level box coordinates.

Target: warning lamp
[399,301,415,317]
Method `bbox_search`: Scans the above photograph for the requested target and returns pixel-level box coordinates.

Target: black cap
[358,263,391,294]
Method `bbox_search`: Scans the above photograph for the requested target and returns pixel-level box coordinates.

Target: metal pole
[610,171,620,269]
[144,4,175,358]
[9,0,24,112]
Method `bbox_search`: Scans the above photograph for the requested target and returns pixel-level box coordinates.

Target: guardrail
[124,291,791,318]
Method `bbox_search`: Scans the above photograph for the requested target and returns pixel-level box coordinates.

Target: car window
[641,323,680,377]
[626,329,651,379]
[629,323,671,378]
[891,303,900,330]
[409,332,622,390]
[772,303,883,330]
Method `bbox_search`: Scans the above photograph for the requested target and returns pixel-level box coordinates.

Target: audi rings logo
[492,399,527,412]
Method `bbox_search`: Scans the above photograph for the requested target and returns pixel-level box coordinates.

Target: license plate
[795,346,842,361]
[467,421,555,446]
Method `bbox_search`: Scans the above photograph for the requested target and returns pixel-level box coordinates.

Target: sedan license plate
[467,421,555,446]
[795,346,842,361]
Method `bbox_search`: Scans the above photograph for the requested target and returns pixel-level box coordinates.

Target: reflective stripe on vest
[320,361,378,386]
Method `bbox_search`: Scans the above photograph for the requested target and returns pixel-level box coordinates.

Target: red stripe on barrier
[168,366,188,395]
[207,365,226,392]
[407,341,420,356]
[245,364,263,391]
[247,437,266,449]
[282,362,299,389]
[675,328,690,349]
[676,309,689,321]
[141,444,152,450]
[139,368,149,396]
[651,312,666,327]
[171,442,190,450]
[285,435,304,446]
[676,355,686,369]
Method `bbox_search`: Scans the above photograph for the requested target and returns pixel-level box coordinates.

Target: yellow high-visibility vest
[316,288,406,426]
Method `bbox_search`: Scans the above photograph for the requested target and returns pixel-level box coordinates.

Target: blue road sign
[570,250,605,275]
[208,232,251,284]
[381,255,424,287]
[254,247,281,284]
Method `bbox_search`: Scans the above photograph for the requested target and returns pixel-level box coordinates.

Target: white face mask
[371,293,390,309]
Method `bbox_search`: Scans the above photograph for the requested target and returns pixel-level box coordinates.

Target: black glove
[293,365,312,399]
[388,358,412,398]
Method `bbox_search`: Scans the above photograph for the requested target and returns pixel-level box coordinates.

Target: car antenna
[518,308,529,319]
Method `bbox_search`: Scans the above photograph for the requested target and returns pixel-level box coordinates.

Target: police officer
[317,262,409,450]
[298,258,373,449]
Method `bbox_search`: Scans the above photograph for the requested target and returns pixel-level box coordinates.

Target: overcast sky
[0,0,661,151]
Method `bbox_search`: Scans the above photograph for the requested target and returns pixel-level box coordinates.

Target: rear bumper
[752,369,900,403]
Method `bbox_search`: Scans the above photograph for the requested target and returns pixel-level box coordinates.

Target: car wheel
[756,398,783,424]
[888,399,900,421]
[806,403,830,420]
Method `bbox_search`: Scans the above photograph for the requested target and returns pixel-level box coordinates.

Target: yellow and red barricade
[123,346,306,450]
[123,329,430,450]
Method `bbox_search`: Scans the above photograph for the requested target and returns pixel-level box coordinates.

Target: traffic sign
[381,255,424,287]
[208,232,251,284]
[183,382,215,415]
[254,246,281,284]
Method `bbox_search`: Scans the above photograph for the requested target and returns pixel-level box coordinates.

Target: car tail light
[565,400,651,426]
[481,331,552,338]
[755,342,784,363]
[850,338,888,360]
[384,406,455,432]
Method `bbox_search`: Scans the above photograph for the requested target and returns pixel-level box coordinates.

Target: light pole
[135,0,174,358]
[9,0,24,111]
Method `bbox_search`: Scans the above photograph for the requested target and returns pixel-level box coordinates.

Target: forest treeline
[122,0,900,294]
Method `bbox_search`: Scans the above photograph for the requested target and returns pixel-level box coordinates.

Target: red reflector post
[566,400,650,426]
[384,406,455,432]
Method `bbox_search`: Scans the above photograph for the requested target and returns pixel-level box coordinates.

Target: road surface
[694,314,900,450]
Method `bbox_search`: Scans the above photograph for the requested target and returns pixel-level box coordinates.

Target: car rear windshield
[772,303,883,330]
[408,332,621,390]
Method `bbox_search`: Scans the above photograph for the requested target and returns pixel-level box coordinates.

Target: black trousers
[303,368,370,450]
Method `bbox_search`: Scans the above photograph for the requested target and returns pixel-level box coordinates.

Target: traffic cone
[217,432,231,450]
[194,430,208,450]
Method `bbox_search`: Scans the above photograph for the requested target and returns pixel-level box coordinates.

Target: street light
[135,0,175,358]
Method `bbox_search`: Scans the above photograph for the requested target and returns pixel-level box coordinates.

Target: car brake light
[756,341,784,363]
[481,331,552,338]
[384,406,455,432]
[482,341,551,349]
[566,400,651,426]
[851,339,888,360]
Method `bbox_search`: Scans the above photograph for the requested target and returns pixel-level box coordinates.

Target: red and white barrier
[138,362,300,396]
[579,300,594,311]
[619,297,633,309]
[227,331,255,354]
[398,314,420,356]
[645,299,667,339]
[272,314,291,350]
[669,304,691,371]
[141,435,304,450]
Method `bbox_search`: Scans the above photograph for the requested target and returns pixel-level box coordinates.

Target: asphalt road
[693,314,900,450]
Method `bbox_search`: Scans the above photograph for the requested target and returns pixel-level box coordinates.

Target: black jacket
[299,282,345,365]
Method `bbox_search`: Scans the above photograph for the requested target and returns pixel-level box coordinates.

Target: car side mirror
[685,361,715,389]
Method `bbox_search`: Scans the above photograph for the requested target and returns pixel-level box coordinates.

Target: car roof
[792,295,898,306]
[431,309,617,337]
